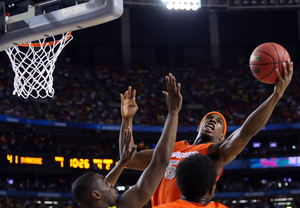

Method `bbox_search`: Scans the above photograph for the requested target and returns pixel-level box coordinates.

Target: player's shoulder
[152,204,169,208]
[205,202,228,208]
[214,202,229,208]
[175,140,214,150]
[174,140,188,148]
[175,140,187,145]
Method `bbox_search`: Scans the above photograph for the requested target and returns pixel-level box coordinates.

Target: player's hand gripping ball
[249,42,291,84]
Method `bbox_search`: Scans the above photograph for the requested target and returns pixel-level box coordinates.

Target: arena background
[1,1,300,207]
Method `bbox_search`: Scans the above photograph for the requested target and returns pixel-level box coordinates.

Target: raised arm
[119,86,137,157]
[214,60,293,167]
[105,128,137,186]
[118,73,182,208]
[119,86,154,170]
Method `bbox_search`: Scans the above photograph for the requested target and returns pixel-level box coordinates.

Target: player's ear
[92,190,102,200]
[219,134,225,141]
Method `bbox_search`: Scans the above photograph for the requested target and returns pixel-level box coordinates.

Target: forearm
[121,111,180,207]
[105,160,126,186]
[240,92,281,137]
[219,85,287,163]
[152,111,179,164]
[119,118,153,170]
[221,62,292,162]
[119,117,133,156]
[124,150,153,170]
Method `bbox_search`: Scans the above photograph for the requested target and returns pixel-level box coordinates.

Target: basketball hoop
[5,32,73,99]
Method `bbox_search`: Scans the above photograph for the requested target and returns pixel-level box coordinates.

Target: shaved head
[72,172,99,207]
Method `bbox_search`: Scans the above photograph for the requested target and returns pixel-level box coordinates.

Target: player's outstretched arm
[119,86,154,171]
[217,60,293,166]
[117,73,182,208]
[105,128,137,186]
[119,86,138,157]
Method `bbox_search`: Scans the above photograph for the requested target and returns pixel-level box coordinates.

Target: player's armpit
[207,137,239,172]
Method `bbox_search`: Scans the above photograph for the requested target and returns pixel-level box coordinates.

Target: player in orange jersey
[153,154,228,208]
[119,60,293,207]
[72,73,182,208]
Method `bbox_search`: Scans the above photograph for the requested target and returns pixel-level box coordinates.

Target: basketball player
[118,60,293,206]
[153,154,228,208]
[72,73,182,208]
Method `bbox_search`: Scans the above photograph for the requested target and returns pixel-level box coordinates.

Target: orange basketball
[249,42,291,84]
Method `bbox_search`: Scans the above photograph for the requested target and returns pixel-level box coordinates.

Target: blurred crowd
[1,196,300,208]
[0,133,120,158]
[1,131,300,160]
[0,197,76,208]
[2,174,300,194]
[1,55,300,127]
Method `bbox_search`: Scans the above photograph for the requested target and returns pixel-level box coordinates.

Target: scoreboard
[4,154,118,171]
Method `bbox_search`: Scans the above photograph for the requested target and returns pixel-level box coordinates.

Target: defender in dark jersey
[72,73,182,208]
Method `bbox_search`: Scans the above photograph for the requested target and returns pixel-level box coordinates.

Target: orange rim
[19,32,72,47]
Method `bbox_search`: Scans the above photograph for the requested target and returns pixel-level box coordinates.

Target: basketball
[249,42,291,84]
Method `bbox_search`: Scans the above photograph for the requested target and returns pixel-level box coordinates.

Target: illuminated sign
[6,154,117,171]
[251,156,300,169]
[21,157,43,165]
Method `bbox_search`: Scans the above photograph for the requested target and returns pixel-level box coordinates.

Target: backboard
[0,0,123,51]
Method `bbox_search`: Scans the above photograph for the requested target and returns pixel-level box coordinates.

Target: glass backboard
[0,0,123,51]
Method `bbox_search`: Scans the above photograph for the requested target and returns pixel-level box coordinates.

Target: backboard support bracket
[7,5,35,24]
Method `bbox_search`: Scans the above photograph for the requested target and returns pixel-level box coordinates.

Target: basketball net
[5,32,73,99]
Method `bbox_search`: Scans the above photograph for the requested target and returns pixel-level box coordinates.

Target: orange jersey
[153,199,228,208]
[151,140,223,207]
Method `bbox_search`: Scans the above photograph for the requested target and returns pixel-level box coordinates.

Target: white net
[5,32,73,99]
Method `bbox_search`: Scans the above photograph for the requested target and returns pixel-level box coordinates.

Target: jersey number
[164,159,179,179]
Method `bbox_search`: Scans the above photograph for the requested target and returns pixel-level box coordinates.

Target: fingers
[276,60,293,83]
[287,59,294,78]
[165,75,170,93]
[275,68,284,83]
[120,88,128,103]
[132,89,136,101]
[282,60,288,79]
[120,93,124,103]
[123,127,131,146]
[123,128,128,144]
[132,89,137,104]
[129,145,137,155]
[275,61,286,82]
[128,86,132,98]
[122,129,128,154]
[177,83,181,94]
[123,90,128,100]
[126,127,131,143]
[169,73,175,93]
[122,86,136,101]
[162,91,168,100]
[165,73,179,93]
